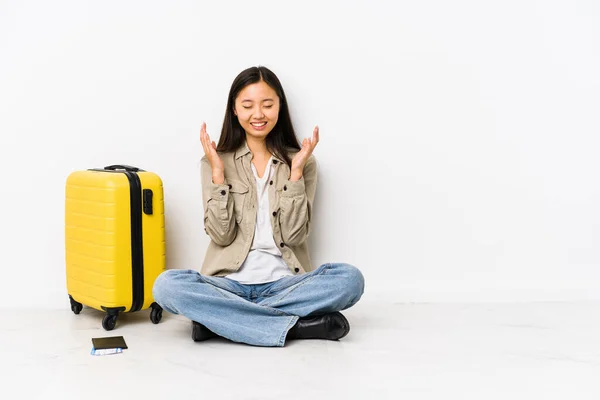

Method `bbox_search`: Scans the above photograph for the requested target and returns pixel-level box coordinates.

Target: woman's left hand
[290,126,319,181]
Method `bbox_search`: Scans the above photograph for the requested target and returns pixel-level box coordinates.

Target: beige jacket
[200,142,317,277]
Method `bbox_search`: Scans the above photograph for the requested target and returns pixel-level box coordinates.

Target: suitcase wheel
[150,302,163,324]
[102,314,118,331]
[69,295,83,315]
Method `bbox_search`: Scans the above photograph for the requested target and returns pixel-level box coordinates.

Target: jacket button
[273,160,278,164]
[269,180,273,185]
[272,211,277,216]
[228,184,232,189]
[283,185,287,191]
[220,190,226,195]
[280,242,284,248]
[294,268,300,273]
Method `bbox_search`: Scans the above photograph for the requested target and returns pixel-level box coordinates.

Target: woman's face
[234,80,280,140]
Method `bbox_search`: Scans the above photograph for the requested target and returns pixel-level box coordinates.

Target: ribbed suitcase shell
[65,166,166,329]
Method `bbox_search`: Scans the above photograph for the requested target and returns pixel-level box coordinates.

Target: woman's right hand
[200,122,225,184]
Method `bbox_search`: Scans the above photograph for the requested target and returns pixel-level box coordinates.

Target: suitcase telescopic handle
[104,165,140,172]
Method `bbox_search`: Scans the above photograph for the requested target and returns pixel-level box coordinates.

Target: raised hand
[290,126,319,181]
[200,122,225,184]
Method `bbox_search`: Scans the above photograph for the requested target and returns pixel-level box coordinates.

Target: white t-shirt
[225,156,294,284]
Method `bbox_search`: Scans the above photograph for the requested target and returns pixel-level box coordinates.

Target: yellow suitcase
[65,165,166,330]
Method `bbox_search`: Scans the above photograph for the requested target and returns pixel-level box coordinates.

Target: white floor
[3,298,600,400]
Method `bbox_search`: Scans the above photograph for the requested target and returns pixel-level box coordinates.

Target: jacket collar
[234,142,251,160]
[234,141,285,163]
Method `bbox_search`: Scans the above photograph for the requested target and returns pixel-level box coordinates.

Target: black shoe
[286,311,350,341]
[191,321,218,342]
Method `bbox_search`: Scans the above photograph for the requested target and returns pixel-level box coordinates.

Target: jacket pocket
[229,180,249,223]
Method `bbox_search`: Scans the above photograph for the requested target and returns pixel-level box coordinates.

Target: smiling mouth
[250,122,267,127]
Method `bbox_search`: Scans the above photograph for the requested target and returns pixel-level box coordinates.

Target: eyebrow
[241,98,275,103]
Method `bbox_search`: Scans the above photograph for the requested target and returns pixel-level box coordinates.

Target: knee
[330,263,365,301]
[152,269,180,305]
[343,264,365,298]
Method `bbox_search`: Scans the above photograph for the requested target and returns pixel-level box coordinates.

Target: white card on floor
[90,347,123,356]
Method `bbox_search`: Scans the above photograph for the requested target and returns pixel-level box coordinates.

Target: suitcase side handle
[143,189,153,215]
[104,165,141,172]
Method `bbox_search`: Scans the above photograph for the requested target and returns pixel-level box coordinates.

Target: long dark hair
[217,66,301,167]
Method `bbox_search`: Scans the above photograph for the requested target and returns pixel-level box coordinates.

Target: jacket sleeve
[201,157,237,246]
[278,155,317,246]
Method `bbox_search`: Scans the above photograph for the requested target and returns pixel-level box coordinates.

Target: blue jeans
[152,263,365,347]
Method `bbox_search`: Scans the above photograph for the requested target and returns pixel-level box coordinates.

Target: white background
[1,0,599,308]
